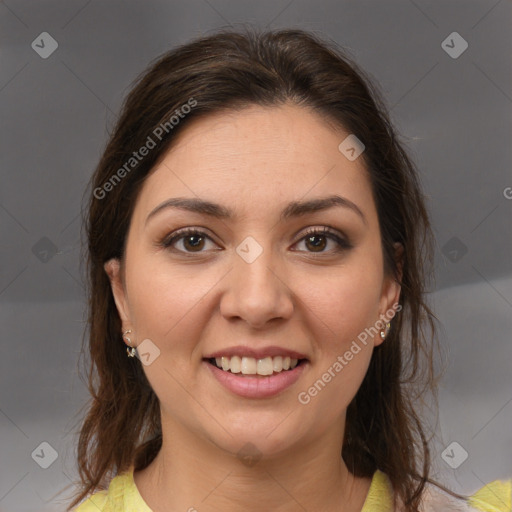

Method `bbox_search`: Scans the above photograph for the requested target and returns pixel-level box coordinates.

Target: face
[105,103,401,460]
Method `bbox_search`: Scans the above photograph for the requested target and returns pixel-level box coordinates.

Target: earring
[380,322,391,340]
[122,329,136,357]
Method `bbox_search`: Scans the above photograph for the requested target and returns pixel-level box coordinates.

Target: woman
[68,27,511,511]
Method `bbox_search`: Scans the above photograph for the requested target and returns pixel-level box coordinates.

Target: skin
[105,103,402,512]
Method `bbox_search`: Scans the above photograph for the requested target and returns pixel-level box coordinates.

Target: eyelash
[160,226,352,255]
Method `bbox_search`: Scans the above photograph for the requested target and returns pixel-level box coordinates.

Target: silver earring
[122,329,136,357]
[380,322,391,340]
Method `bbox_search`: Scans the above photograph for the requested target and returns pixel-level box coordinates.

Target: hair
[66,26,471,511]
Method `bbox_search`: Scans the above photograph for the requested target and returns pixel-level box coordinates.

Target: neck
[134,416,371,512]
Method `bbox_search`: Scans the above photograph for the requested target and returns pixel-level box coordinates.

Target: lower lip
[204,360,308,399]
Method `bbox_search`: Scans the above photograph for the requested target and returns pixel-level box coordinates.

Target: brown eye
[181,233,206,251]
[162,228,217,253]
[304,234,328,252]
[294,227,352,254]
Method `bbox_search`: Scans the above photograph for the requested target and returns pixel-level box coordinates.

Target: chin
[203,413,306,461]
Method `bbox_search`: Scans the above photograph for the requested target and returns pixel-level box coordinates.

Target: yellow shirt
[75,465,512,512]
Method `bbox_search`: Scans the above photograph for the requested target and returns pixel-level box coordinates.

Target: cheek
[124,254,221,350]
[299,260,383,350]
[295,268,380,426]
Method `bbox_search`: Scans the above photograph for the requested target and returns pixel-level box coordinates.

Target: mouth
[203,355,309,398]
[204,355,309,377]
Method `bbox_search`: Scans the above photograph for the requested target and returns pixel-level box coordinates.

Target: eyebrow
[145,194,367,226]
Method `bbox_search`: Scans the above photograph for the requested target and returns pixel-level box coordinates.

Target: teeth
[257,357,273,375]
[230,356,241,373]
[273,356,283,372]
[211,355,301,375]
[241,356,257,374]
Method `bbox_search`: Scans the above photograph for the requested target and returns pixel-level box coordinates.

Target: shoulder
[368,470,511,512]
[73,489,108,511]
[73,470,136,512]
[467,477,512,512]
[420,476,512,512]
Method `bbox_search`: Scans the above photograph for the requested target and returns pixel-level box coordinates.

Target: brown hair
[66,26,470,511]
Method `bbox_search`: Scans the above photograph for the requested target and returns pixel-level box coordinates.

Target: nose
[219,245,294,329]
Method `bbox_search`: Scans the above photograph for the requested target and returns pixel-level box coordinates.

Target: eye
[161,228,218,254]
[293,227,352,254]
[160,226,352,255]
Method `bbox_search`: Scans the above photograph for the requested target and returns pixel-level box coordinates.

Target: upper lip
[204,345,308,360]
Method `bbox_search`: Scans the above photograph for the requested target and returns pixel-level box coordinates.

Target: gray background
[1,1,511,511]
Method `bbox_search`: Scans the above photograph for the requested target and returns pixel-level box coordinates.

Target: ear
[104,258,131,328]
[375,242,403,346]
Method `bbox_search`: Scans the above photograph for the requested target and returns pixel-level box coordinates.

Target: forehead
[133,103,376,224]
